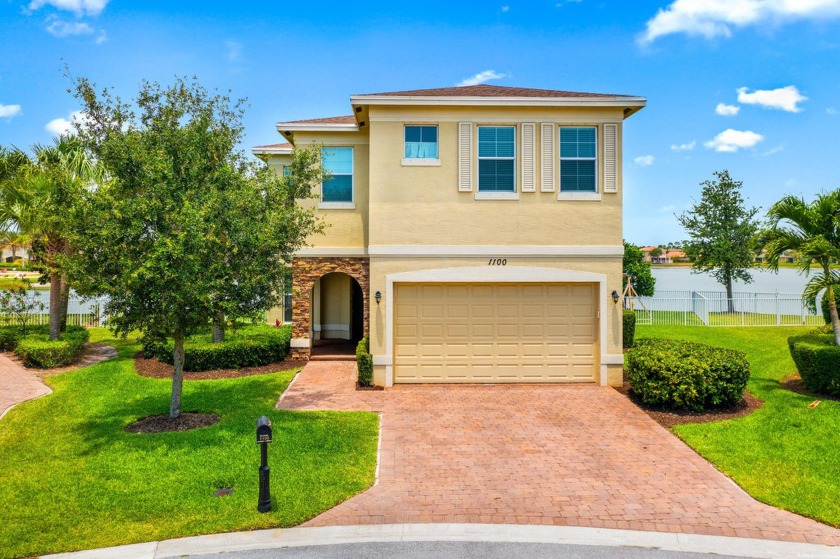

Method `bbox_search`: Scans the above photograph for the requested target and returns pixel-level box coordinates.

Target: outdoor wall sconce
[375,291,382,305]
[612,290,620,305]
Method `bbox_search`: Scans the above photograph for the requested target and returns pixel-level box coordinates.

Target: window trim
[558,125,599,199]
[402,124,440,165]
[477,124,517,194]
[320,146,354,208]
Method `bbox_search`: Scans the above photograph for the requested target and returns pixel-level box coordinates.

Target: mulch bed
[125,412,220,433]
[614,382,763,429]
[134,352,307,380]
[780,372,840,402]
[356,382,384,391]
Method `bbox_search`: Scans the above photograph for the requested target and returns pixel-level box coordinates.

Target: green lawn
[637,325,840,527]
[0,329,379,559]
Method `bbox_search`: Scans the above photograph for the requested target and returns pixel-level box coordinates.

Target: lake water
[651,266,811,295]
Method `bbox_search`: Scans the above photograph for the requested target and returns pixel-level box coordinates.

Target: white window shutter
[540,123,555,192]
[603,123,617,193]
[521,123,535,192]
[458,122,473,192]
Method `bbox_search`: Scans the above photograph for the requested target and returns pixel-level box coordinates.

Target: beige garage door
[394,283,597,383]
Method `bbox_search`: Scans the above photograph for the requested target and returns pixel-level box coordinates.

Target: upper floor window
[559,127,597,193]
[322,147,353,203]
[477,126,515,192]
[404,126,438,159]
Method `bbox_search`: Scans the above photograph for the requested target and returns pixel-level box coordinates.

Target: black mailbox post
[256,416,272,513]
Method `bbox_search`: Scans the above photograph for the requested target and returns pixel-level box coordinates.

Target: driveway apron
[278,361,840,545]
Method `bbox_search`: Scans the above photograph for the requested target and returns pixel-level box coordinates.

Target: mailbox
[257,416,272,444]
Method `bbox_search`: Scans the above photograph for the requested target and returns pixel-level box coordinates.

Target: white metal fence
[630,291,824,327]
[0,293,109,328]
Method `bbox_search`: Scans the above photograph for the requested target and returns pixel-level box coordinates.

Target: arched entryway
[290,256,370,360]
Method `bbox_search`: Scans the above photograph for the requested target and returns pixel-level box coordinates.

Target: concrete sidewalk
[42,523,840,559]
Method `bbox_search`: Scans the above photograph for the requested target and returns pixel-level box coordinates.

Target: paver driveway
[278,361,840,545]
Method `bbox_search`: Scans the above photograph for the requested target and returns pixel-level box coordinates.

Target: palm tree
[0,231,30,263]
[0,136,102,340]
[759,191,840,345]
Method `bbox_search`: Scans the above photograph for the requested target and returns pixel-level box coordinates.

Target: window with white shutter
[458,122,473,192]
[540,123,555,192]
[521,123,535,192]
[603,124,617,193]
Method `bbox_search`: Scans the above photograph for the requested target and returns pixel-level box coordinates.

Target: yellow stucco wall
[290,131,370,249]
[365,105,624,248]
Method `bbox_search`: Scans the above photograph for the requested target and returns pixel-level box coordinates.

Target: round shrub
[0,324,51,351]
[622,310,636,348]
[143,324,291,371]
[626,338,750,411]
[788,334,840,396]
[14,326,90,368]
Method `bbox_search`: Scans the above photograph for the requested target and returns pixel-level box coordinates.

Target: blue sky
[2,0,840,244]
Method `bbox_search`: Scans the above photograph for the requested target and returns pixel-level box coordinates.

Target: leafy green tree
[759,191,840,345]
[623,241,655,297]
[0,136,100,340]
[677,170,759,311]
[68,76,323,418]
[0,279,44,335]
[649,247,663,259]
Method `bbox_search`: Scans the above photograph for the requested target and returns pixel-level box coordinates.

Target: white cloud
[704,129,764,152]
[737,85,807,112]
[0,104,22,119]
[828,107,838,115]
[670,141,696,152]
[45,18,94,37]
[45,110,87,135]
[715,103,740,116]
[95,29,107,44]
[634,155,655,167]
[28,0,109,17]
[640,0,840,44]
[659,204,676,213]
[225,40,242,62]
[501,5,510,12]
[456,70,507,87]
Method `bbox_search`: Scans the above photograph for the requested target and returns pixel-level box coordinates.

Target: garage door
[394,283,597,383]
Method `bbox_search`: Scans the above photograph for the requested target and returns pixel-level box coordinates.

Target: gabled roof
[354,84,636,99]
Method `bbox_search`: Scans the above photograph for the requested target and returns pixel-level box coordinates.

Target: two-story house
[253,84,645,387]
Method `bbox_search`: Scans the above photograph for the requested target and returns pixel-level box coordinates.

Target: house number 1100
[488,258,507,266]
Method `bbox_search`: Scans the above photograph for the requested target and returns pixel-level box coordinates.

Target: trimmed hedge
[14,326,90,368]
[626,338,750,411]
[623,310,636,349]
[788,334,840,396]
[356,337,373,387]
[0,324,51,351]
[143,324,292,371]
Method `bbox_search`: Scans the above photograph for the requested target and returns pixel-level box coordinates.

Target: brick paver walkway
[279,360,840,545]
[0,352,51,420]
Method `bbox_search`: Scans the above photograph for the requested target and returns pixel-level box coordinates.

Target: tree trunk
[170,330,185,419]
[828,287,840,347]
[212,311,225,343]
[58,241,72,333]
[49,272,61,341]
[725,276,735,313]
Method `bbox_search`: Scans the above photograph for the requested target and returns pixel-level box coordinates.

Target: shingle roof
[354,84,636,99]
[282,115,356,125]
[252,142,292,149]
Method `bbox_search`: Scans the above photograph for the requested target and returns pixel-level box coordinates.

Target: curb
[42,523,840,559]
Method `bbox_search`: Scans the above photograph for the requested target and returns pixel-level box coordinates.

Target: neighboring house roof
[252,142,293,156]
[282,115,357,125]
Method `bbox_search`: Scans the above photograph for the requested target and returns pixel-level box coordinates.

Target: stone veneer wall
[291,257,370,359]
